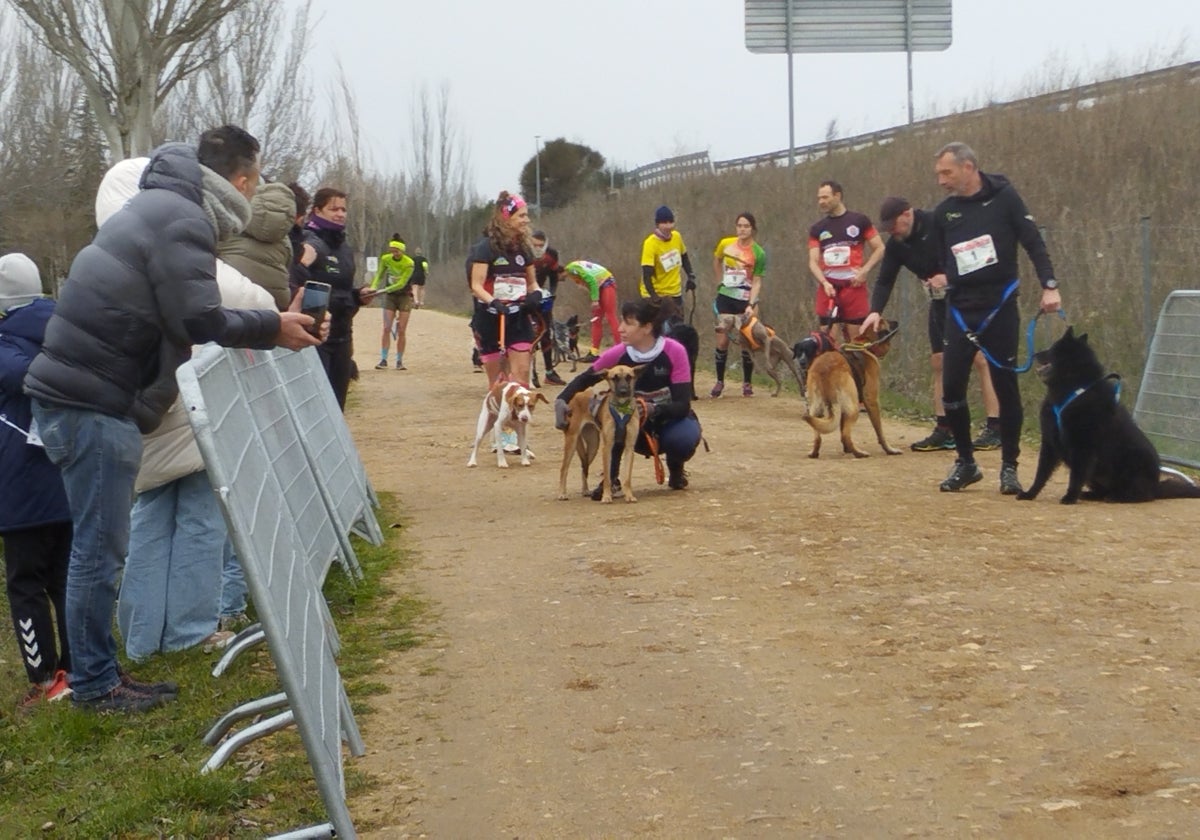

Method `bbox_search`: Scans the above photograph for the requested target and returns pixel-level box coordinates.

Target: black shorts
[714,294,750,316]
[471,303,535,355]
[928,298,947,354]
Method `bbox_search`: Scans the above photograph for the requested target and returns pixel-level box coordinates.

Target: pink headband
[500,194,527,218]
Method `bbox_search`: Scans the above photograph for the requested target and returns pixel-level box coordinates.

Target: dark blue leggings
[610,414,702,474]
[942,299,1022,464]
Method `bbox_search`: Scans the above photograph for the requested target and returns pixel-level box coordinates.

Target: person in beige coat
[217,181,297,311]
[103,158,275,660]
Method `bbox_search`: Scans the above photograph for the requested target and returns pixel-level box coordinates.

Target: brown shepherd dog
[802,320,901,458]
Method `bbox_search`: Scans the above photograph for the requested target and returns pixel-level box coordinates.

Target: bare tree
[160,0,316,179]
[407,84,435,249]
[7,0,249,158]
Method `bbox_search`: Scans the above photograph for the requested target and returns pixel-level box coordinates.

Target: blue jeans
[117,470,226,660]
[32,401,142,702]
[219,538,248,618]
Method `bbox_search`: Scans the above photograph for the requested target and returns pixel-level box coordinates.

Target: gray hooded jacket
[24,143,281,432]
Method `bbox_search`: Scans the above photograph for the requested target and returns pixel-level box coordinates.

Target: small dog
[557,387,601,499]
[725,312,805,397]
[467,380,548,468]
[1017,327,1200,503]
[802,320,901,458]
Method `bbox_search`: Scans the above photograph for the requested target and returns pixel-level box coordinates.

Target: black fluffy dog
[1017,327,1200,504]
[661,297,700,400]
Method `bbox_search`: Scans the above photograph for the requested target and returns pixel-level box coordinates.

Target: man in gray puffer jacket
[24,125,320,714]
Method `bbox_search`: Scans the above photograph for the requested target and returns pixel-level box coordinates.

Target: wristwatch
[1043,278,1059,290]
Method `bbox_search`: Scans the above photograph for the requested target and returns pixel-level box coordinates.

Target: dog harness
[737,314,775,351]
[1050,373,1122,435]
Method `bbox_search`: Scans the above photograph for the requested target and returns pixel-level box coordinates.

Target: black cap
[878,196,912,232]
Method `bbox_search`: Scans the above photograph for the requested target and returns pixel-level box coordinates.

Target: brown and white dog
[467,380,549,468]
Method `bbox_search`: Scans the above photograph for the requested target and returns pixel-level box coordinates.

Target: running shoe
[972,425,1001,451]
[374,360,388,370]
[710,381,725,398]
[742,383,754,397]
[999,462,1023,496]
[544,370,566,386]
[911,427,956,452]
[939,459,983,492]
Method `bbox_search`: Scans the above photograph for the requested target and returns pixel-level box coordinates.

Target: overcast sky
[292,0,1195,198]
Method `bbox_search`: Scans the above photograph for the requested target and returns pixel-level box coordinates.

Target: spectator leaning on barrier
[218,180,298,311]
[0,253,73,709]
[24,125,321,714]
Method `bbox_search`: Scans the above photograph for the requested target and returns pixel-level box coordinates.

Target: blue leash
[949,280,1067,373]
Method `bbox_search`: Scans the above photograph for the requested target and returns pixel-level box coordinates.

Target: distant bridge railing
[626,60,1200,184]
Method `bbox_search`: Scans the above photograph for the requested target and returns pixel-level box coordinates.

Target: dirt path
[345,308,1200,839]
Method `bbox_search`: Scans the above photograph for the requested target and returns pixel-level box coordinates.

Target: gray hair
[937,141,978,167]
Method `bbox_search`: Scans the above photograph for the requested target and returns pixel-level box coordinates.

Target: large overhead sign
[745,0,952,54]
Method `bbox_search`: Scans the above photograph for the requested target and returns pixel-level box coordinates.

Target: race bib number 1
[951,234,998,275]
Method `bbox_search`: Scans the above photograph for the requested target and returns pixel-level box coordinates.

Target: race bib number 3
[951,235,998,275]
[659,249,682,272]
[492,276,527,301]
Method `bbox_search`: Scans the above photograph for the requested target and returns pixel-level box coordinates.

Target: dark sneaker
[742,383,754,397]
[939,459,983,492]
[544,370,566,386]
[710,381,725,398]
[73,684,166,714]
[374,360,388,370]
[667,462,689,490]
[119,669,179,699]
[912,427,956,451]
[999,462,1023,496]
[472,365,483,374]
[971,425,1001,451]
[579,352,599,364]
[590,479,621,501]
[395,361,407,370]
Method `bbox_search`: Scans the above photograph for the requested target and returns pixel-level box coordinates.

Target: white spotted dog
[467,380,549,468]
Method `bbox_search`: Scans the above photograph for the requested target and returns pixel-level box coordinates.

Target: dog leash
[949,281,1068,373]
[635,396,666,485]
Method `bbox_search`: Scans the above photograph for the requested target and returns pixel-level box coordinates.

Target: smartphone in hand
[301,281,331,337]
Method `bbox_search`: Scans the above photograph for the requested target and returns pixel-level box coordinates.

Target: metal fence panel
[267,347,384,546]
[177,344,358,839]
[1134,291,1200,469]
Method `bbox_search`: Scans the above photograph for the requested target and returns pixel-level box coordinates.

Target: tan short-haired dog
[802,321,901,459]
[596,365,643,503]
[557,387,601,500]
[723,311,805,397]
[467,380,548,468]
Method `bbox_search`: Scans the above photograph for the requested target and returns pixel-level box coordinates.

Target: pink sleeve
[592,344,627,370]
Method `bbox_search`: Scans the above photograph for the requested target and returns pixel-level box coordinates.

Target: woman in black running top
[466,191,543,386]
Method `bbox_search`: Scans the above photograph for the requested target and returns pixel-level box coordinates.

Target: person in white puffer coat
[98,157,274,660]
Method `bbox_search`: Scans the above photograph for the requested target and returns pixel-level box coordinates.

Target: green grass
[0,493,424,838]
